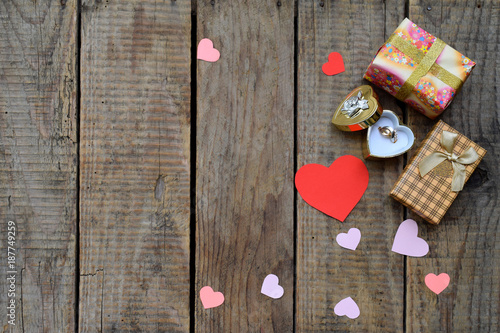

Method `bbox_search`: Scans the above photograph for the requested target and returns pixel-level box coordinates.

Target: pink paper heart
[197,38,220,62]
[336,228,361,250]
[391,219,429,257]
[261,274,284,299]
[334,297,360,319]
[199,286,224,309]
[425,273,450,295]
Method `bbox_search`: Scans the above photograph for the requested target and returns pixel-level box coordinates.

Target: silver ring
[378,126,398,143]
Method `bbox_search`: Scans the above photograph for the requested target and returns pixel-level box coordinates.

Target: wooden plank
[407,1,500,331]
[79,1,191,331]
[0,1,78,331]
[296,1,406,331]
[195,1,294,331]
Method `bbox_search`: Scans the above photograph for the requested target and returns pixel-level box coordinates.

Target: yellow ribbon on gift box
[385,34,464,101]
[419,131,479,192]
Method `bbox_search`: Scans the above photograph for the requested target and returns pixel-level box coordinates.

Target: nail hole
[277,1,281,6]
[319,1,324,7]
[477,4,481,8]
[211,0,215,5]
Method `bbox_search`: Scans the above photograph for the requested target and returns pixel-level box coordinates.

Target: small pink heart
[391,219,429,257]
[425,273,450,295]
[334,297,360,319]
[336,228,361,250]
[261,274,284,299]
[199,286,224,309]
[197,38,220,62]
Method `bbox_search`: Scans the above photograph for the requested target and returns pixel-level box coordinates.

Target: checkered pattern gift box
[390,121,486,225]
[364,18,475,119]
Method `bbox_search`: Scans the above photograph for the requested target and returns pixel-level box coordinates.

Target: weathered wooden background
[0,0,498,332]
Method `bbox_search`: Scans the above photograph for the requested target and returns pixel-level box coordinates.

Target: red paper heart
[322,52,345,76]
[295,155,369,222]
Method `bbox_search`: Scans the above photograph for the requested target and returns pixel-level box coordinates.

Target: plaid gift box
[364,18,475,119]
[390,121,486,224]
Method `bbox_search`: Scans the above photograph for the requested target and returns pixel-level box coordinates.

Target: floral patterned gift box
[364,18,475,119]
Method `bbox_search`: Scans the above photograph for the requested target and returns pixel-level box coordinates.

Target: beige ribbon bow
[419,131,479,192]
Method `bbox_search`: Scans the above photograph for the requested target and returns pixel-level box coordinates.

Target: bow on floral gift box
[390,121,486,225]
[364,18,475,119]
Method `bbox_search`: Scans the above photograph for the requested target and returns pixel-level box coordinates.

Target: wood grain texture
[296,1,406,331]
[195,1,294,331]
[406,1,500,331]
[79,1,191,331]
[0,1,77,331]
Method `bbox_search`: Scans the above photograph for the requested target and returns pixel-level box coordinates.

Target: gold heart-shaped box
[362,110,415,160]
[332,86,414,159]
[332,85,383,132]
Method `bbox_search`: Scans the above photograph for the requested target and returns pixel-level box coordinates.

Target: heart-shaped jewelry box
[362,110,415,159]
[332,86,414,159]
[332,85,383,132]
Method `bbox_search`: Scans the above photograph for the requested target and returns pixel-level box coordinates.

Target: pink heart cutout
[261,274,284,299]
[336,228,361,250]
[391,219,429,257]
[425,273,450,295]
[334,297,360,319]
[197,38,220,62]
[199,286,224,309]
